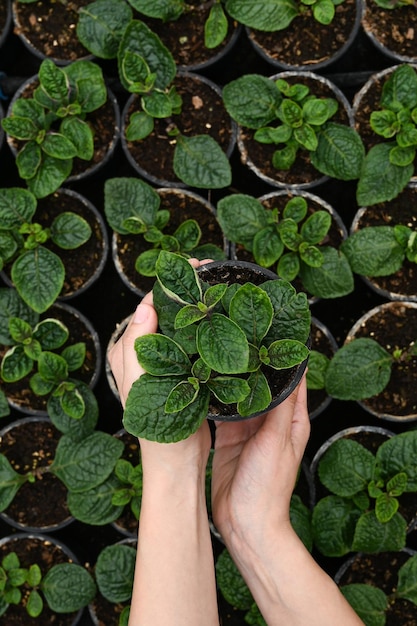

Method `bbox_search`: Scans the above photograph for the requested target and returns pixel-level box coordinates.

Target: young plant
[93,542,136,626]
[222,74,364,182]
[340,553,417,626]
[0,314,93,421]
[340,223,417,278]
[0,187,92,312]
[122,251,311,443]
[225,0,345,29]
[1,58,107,198]
[312,430,417,556]
[356,64,417,206]
[217,192,354,299]
[0,430,124,520]
[0,550,96,619]
[104,177,226,277]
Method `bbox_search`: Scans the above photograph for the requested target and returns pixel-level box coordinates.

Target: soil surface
[362,1,417,61]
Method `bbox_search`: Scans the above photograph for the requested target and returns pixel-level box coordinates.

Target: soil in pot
[362,0,417,62]
[246,0,360,70]
[122,72,235,186]
[349,184,417,300]
[237,72,352,188]
[336,550,417,625]
[0,417,72,531]
[0,532,83,626]
[12,0,92,64]
[111,430,140,538]
[113,188,227,297]
[346,301,417,420]
[0,302,100,414]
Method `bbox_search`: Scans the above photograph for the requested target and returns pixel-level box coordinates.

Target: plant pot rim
[245,0,363,71]
[120,69,238,188]
[0,0,13,50]
[333,546,417,585]
[197,259,310,421]
[177,22,243,72]
[346,300,417,421]
[236,70,354,190]
[0,415,75,532]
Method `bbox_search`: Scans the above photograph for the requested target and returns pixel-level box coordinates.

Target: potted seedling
[311,428,417,557]
[0,532,96,624]
[122,250,311,443]
[222,72,365,188]
[0,187,92,312]
[355,64,417,206]
[104,176,227,292]
[217,191,354,299]
[1,57,110,198]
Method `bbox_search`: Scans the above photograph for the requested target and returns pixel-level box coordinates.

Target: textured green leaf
[311,123,365,181]
[260,279,311,344]
[48,382,98,441]
[0,454,26,511]
[50,212,91,250]
[42,563,96,613]
[207,376,250,404]
[156,251,202,304]
[197,313,249,374]
[222,74,281,128]
[352,510,407,552]
[237,369,271,417]
[318,438,375,497]
[397,554,417,605]
[376,431,417,491]
[229,283,273,345]
[341,584,387,626]
[1,345,33,382]
[68,474,124,525]
[225,0,298,30]
[26,153,73,199]
[215,549,253,610]
[299,246,354,299]
[60,117,94,160]
[356,143,413,206]
[205,3,228,48]
[173,134,231,189]
[95,544,136,603]
[312,496,360,556]
[77,0,133,59]
[266,338,309,369]
[341,226,404,277]
[0,187,37,229]
[134,333,192,375]
[104,177,161,234]
[217,193,269,248]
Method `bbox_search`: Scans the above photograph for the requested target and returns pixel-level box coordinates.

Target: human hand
[211,376,310,549]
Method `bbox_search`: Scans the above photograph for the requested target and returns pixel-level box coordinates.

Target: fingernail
[133,303,150,324]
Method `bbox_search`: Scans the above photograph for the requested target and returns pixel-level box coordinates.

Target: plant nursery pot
[236,71,354,189]
[0,1,11,50]
[361,0,417,64]
[308,316,338,420]
[229,188,349,302]
[12,0,93,65]
[5,76,121,186]
[110,429,140,538]
[121,70,237,188]
[197,260,310,421]
[137,11,242,72]
[348,183,417,302]
[1,188,109,301]
[346,301,417,422]
[0,301,102,415]
[0,416,74,532]
[112,187,229,298]
[0,531,86,626]
[334,548,417,624]
[245,0,362,71]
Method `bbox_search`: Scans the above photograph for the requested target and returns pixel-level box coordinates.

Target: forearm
[129,468,219,626]
[224,523,364,626]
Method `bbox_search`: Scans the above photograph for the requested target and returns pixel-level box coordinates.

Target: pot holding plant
[0,531,96,625]
[310,426,417,557]
[341,182,417,301]
[104,177,228,298]
[361,0,417,64]
[122,251,311,443]
[217,189,354,301]
[222,70,365,189]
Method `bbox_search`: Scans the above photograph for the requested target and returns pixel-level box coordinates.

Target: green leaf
[165,379,199,412]
[375,492,398,522]
[173,134,232,189]
[356,143,413,206]
[318,438,375,497]
[50,432,123,492]
[313,0,335,24]
[41,132,78,159]
[229,283,273,345]
[174,304,206,329]
[311,123,365,181]
[301,210,331,244]
[215,549,254,610]
[312,496,360,556]
[237,369,272,417]
[253,226,284,267]
[95,544,136,603]
[60,117,94,160]
[124,374,210,442]
[222,74,281,128]
[197,313,249,374]
[207,376,250,404]
[299,246,354,299]
[33,318,68,350]
[1,345,33,382]
[0,454,26,511]
[352,510,407,552]
[266,338,310,369]
[0,187,37,229]
[260,279,311,344]
[48,382,98,441]
[37,351,68,383]
[380,64,417,111]
[26,590,43,618]
[376,431,417,490]
[290,494,313,552]
[205,3,228,48]
[305,350,329,390]
[61,342,86,372]
[225,0,298,30]
[126,110,154,140]
[156,251,202,304]
[135,249,160,276]
[134,333,192,375]
[324,337,393,401]
[104,177,161,234]
[142,90,175,118]
[16,141,42,180]
[216,193,269,248]
[42,563,96,613]
[68,474,124,525]
[340,584,388,626]
[77,0,133,59]
[397,554,417,605]
[341,226,405,277]
[60,385,86,419]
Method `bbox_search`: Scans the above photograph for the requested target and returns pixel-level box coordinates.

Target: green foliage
[1,59,107,198]
[94,543,136,603]
[0,313,92,420]
[0,187,91,312]
[341,553,417,625]
[217,192,354,299]
[312,431,417,556]
[123,251,310,442]
[0,549,95,619]
[357,64,417,206]
[225,0,344,29]
[104,177,226,277]
[222,74,364,181]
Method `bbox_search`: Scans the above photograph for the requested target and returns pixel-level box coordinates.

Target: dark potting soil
[362,2,417,60]
[0,418,71,529]
[247,0,358,68]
